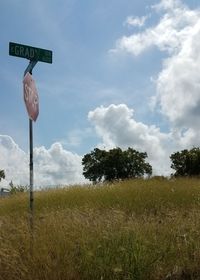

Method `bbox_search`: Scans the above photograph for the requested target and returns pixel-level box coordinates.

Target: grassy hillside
[1,178,200,280]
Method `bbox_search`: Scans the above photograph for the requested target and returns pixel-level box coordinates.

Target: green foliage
[170,147,200,176]
[9,181,28,194]
[82,147,152,183]
[0,169,5,181]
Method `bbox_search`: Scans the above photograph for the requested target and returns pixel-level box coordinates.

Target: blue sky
[1,0,200,187]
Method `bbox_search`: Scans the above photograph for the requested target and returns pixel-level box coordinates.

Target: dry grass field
[1,177,200,279]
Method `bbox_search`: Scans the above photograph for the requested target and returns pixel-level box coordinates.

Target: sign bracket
[24,60,38,76]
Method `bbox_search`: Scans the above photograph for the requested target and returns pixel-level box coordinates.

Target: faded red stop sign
[23,72,39,121]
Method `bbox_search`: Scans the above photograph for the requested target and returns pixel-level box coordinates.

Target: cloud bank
[88,104,173,175]
[114,0,200,137]
[112,0,200,151]
[0,135,85,188]
[86,0,200,176]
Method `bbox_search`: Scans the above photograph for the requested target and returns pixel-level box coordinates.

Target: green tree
[0,169,5,181]
[82,148,107,183]
[82,147,152,183]
[170,147,200,176]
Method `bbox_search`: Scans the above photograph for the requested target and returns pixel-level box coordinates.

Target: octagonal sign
[23,72,39,121]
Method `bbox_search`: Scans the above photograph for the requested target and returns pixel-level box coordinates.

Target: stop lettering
[23,72,39,122]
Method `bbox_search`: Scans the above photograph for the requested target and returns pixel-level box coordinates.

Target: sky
[1,0,200,187]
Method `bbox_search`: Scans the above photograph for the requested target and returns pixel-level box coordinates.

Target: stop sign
[23,72,39,121]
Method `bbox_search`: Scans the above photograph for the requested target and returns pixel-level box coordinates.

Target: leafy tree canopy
[82,147,152,183]
[170,147,200,176]
[0,169,5,182]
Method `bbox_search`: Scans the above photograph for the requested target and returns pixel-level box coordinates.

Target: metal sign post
[29,118,34,218]
[9,42,53,250]
[23,61,38,230]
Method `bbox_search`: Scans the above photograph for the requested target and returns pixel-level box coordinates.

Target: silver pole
[29,118,34,226]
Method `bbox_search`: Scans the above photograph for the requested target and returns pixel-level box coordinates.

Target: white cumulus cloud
[112,0,200,150]
[0,135,86,188]
[0,135,28,187]
[34,142,85,186]
[88,104,173,175]
[113,0,199,56]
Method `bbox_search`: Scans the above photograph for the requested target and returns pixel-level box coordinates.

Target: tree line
[82,147,200,183]
[1,147,200,184]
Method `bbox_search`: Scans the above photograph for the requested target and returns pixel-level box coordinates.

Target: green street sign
[9,42,52,64]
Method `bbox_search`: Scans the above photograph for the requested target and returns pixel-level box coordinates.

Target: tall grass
[1,178,200,279]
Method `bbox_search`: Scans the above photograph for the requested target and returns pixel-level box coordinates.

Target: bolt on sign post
[9,42,52,235]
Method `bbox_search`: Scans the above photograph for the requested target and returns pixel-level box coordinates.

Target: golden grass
[1,178,200,279]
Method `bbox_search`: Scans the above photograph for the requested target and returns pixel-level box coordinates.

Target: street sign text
[9,42,52,64]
